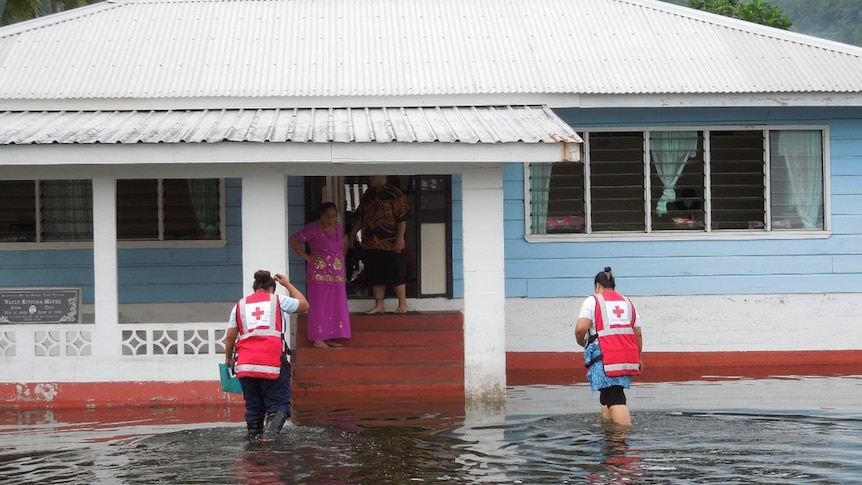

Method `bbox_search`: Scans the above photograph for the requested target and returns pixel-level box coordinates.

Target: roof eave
[4,92,862,113]
[0,140,576,172]
[570,92,862,109]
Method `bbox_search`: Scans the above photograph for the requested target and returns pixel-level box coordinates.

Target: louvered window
[118,179,221,240]
[0,180,93,242]
[0,179,222,243]
[528,128,825,236]
[0,180,38,242]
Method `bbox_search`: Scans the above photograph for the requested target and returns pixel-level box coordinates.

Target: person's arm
[632,301,643,370]
[342,235,350,257]
[394,192,410,252]
[288,234,315,263]
[575,317,592,348]
[274,273,309,313]
[395,220,406,252]
[224,327,238,366]
[337,221,350,257]
[348,199,365,245]
[574,296,595,347]
[348,219,362,246]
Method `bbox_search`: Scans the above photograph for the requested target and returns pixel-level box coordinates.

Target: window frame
[524,124,831,242]
[0,179,227,250]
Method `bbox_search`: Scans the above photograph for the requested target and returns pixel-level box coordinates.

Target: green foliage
[1,0,94,26]
[677,0,862,46]
[771,0,862,47]
[689,0,791,29]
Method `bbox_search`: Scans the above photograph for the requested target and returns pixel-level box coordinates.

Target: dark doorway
[303,175,452,299]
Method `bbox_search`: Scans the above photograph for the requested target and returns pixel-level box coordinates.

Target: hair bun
[603,266,612,273]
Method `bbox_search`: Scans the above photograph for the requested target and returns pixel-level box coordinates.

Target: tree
[689,0,792,29]
[772,0,862,47]
[1,0,94,26]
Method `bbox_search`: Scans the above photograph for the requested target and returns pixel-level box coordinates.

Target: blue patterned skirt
[584,342,632,392]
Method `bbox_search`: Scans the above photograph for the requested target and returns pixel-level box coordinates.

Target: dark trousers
[363,249,405,286]
[239,360,291,424]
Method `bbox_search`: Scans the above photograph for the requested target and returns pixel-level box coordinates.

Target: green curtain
[529,163,553,234]
[186,179,220,238]
[40,180,92,241]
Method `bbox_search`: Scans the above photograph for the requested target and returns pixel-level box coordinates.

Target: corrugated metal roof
[0,105,582,144]
[1,0,861,102]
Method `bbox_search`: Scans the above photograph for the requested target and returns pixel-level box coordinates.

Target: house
[2,0,861,408]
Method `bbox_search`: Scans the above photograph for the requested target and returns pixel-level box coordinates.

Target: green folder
[219,363,242,394]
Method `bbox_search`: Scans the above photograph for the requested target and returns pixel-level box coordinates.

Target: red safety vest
[234,291,285,379]
[593,291,641,377]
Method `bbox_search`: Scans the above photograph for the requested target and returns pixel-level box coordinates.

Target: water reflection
[113,423,469,484]
[1,377,861,484]
[589,423,643,484]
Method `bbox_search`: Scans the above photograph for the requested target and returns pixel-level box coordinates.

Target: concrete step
[292,311,465,400]
[294,345,463,364]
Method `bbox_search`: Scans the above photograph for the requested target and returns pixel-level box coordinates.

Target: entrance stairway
[292,311,465,401]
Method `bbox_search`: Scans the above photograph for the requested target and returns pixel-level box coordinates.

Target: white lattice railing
[33,330,92,357]
[120,327,228,356]
[2,318,307,382]
[0,324,229,359]
[0,323,236,383]
[0,329,16,357]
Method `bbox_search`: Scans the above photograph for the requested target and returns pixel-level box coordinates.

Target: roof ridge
[2,0,861,101]
[622,0,862,56]
[3,0,861,56]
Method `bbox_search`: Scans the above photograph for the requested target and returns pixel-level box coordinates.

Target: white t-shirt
[579,294,643,334]
[227,294,300,329]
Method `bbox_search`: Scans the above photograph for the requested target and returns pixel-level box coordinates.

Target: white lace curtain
[650,131,699,217]
[777,130,823,229]
[529,163,554,234]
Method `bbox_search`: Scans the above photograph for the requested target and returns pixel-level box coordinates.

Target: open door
[304,175,452,299]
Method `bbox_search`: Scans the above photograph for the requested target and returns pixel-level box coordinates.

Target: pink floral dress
[292,221,352,341]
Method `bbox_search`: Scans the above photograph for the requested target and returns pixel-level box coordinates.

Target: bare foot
[313,341,329,349]
[394,305,408,314]
[365,306,385,314]
[326,340,344,347]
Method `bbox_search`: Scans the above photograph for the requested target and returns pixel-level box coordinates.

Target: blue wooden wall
[452,175,464,298]
[0,178,246,304]
[2,106,859,303]
[287,176,308,289]
[498,107,862,298]
[117,178,244,303]
[0,246,95,302]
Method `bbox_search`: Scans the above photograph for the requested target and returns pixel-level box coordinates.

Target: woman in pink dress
[289,202,352,348]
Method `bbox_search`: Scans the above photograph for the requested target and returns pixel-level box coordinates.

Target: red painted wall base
[0,381,243,410]
[2,350,860,409]
[507,350,862,385]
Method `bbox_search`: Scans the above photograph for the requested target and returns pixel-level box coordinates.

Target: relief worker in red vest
[575,267,643,426]
[225,270,309,441]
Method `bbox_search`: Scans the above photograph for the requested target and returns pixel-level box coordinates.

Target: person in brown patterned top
[348,175,412,313]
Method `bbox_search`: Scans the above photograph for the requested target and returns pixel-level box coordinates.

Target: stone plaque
[0,288,81,324]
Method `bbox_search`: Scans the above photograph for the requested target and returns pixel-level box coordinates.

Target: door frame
[303,175,453,299]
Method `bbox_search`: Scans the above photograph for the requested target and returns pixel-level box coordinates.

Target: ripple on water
[60,410,854,484]
[2,379,862,484]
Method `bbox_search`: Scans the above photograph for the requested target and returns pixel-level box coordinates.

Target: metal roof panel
[0,106,583,145]
[1,0,861,102]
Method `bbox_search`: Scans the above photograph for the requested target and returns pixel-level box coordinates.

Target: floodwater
[2,376,861,484]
